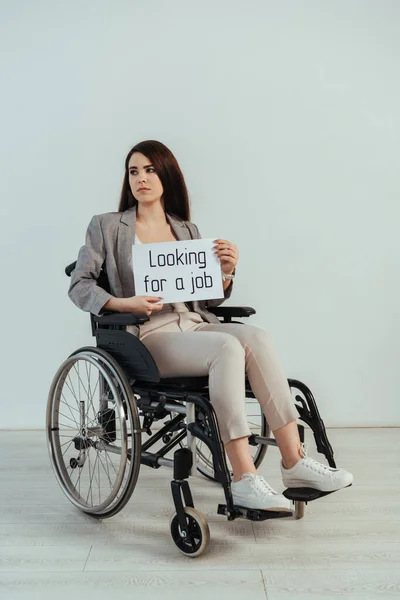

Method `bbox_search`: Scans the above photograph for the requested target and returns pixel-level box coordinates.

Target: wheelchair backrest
[65,260,161,383]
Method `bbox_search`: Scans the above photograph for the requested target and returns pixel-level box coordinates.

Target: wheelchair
[46,260,337,557]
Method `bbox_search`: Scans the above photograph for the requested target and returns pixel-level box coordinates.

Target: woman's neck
[136,200,167,227]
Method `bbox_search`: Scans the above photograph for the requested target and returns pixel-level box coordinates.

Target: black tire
[170,507,210,557]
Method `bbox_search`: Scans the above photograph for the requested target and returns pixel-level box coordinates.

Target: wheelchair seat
[141,376,209,391]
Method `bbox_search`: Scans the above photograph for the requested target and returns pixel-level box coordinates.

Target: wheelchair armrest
[65,261,77,277]
[207,306,256,319]
[93,311,150,326]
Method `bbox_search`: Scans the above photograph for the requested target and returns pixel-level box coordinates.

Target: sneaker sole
[234,503,292,513]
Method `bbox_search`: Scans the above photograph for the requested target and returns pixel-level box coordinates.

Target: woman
[69,140,353,512]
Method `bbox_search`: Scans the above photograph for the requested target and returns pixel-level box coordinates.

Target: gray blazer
[68,206,233,333]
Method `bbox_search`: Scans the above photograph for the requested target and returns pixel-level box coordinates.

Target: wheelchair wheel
[180,391,269,482]
[170,507,210,557]
[47,346,141,518]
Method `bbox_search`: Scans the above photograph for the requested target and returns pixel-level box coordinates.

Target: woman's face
[128,152,164,206]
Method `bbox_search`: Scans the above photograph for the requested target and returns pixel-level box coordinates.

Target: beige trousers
[137,318,298,444]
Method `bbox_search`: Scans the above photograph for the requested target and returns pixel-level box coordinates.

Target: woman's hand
[213,239,239,275]
[119,295,164,316]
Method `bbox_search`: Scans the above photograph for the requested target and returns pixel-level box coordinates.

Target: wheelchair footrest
[282,487,334,502]
[217,504,293,521]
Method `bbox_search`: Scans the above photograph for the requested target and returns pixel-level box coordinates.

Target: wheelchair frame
[49,262,338,556]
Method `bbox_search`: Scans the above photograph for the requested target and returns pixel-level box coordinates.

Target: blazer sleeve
[190,222,234,308]
[68,215,113,316]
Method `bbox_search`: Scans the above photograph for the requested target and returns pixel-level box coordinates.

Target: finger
[146,296,164,303]
[214,244,236,253]
[145,302,163,310]
[146,303,164,310]
[216,247,235,255]
[221,258,236,265]
[151,304,164,311]
[214,240,237,250]
[215,249,236,258]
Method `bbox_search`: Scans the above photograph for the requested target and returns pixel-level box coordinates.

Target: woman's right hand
[120,295,164,316]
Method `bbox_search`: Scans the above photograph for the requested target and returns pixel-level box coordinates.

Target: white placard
[132,238,224,303]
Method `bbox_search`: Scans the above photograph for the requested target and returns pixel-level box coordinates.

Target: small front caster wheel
[170,507,210,557]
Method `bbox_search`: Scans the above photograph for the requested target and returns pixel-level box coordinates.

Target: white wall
[1,0,399,428]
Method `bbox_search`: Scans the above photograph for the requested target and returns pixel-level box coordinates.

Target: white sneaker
[281,445,353,493]
[231,472,292,512]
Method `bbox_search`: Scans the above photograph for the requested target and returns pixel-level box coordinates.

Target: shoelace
[252,475,277,497]
[301,443,336,476]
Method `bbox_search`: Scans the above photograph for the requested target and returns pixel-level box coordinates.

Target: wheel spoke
[57,411,80,426]
[60,438,74,457]
[96,450,114,491]
[86,449,97,506]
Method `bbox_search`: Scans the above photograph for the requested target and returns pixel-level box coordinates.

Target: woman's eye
[129,168,154,175]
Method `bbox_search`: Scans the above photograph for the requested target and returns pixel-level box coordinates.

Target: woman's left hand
[213,239,239,275]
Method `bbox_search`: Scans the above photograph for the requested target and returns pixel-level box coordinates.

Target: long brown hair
[118,140,191,221]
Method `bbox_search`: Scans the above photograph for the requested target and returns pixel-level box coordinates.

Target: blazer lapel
[117,206,137,297]
[166,213,189,241]
[116,206,190,298]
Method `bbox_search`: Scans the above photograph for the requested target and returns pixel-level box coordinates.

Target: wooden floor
[1,428,399,599]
